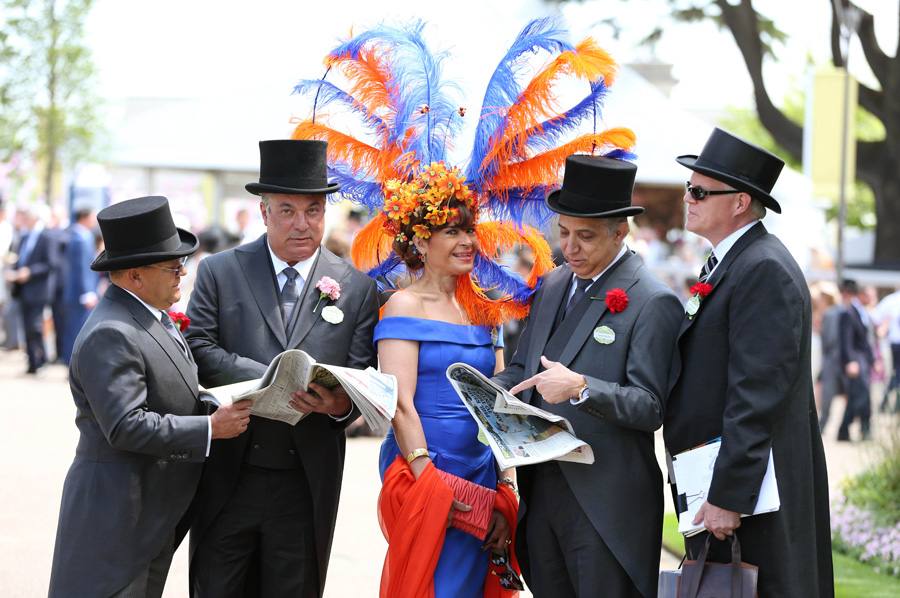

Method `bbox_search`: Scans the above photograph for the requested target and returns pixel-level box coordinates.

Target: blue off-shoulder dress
[376,316,500,598]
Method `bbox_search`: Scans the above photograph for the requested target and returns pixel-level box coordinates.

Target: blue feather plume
[471,254,539,304]
[327,163,383,211]
[525,81,608,153]
[484,187,555,228]
[326,21,462,166]
[466,18,572,190]
[292,79,385,132]
[603,149,637,161]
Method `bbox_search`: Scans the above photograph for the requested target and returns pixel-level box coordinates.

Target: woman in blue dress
[375,168,517,597]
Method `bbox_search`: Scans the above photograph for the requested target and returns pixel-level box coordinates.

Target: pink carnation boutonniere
[167,311,190,332]
[313,276,344,324]
[685,282,713,319]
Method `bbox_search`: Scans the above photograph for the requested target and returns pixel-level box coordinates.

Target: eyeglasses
[146,257,188,274]
[489,550,525,591]
[685,181,740,201]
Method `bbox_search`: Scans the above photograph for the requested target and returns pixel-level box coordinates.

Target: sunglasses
[685,181,740,201]
[489,550,525,591]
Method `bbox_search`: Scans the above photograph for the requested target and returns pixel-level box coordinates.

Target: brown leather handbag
[677,533,758,598]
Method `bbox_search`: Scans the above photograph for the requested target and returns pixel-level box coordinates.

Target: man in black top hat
[664,128,834,596]
[185,139,379,597]
[49,196,251,598]
[493,155,683,597]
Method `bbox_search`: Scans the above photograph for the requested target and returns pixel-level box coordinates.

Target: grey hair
[605,216,628,235]
[749,197,766,220]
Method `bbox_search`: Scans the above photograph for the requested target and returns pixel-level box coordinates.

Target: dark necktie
[565,276,593,318]
[280,267,301,333]
[698,252,718,283]
[160,311,188,357]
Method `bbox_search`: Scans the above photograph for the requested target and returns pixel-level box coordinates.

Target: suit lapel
[108,285,199,398]
[677,221,768,339]
[235,236,288,349]
[287,248,351,348]
[556,253,641,367]
[524,266,571,383]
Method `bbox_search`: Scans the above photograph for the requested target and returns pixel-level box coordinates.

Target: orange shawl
[378,457,521,598]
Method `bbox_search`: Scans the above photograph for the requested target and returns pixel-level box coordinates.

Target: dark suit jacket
[494,252,683,598]
[62,223,99,305]
[49,285,208,597]
[13,228,60,305]
[184,235,378,596]
[838,303,874,385]
[664,222,834,597]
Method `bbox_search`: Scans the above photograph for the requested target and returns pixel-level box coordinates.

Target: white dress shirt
[266,244,351,421]
[118,285,212,456]
[568,244,629,406]
[707,220,759,278]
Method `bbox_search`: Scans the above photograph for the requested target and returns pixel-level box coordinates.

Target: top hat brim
[677,155,782,213]
[90,228,199,271]
[545,189,645,218]
[245,181,341,196]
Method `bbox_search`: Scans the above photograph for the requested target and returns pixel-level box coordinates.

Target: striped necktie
[160,311,188,357]
[698,253,718,283]
[280,267,301,333]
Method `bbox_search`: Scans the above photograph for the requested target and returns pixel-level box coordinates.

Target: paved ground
[0,349,891,597]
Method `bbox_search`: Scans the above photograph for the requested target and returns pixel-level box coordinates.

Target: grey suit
[494,252,683,598]
[185,235,378,597]
[49,284,209,598]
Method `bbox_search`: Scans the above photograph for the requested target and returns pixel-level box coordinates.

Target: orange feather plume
[455,275,532,328]
[351,213,394,272]
[474,221,554,288]
[487,127,635,193]
[327,48,397,145]
[480,38,618,173]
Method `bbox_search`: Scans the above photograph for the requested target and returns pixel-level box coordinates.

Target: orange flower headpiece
[290,18,635,326]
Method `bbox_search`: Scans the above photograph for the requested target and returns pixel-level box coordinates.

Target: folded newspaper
[445,363,594,470]
[204,349,397,436]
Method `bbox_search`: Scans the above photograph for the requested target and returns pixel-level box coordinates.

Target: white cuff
[206,416,212,457]
[329,407,353,422]
[569,394,589,406]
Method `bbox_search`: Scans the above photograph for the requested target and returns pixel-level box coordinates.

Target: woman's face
[420,224,478,276]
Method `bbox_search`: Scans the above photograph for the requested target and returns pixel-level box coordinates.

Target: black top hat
[245,139,340,196]
[546,155,644,218]
[676,127,784,213]
[91,196,198,271]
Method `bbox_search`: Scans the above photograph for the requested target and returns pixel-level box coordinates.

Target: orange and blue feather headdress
[291,18,635,326]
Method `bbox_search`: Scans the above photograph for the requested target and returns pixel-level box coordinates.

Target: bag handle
[681,533,744,598]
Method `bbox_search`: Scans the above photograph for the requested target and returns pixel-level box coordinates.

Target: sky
[85,0,899,113]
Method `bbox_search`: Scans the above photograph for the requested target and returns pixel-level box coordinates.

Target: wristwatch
[573,380,589,403]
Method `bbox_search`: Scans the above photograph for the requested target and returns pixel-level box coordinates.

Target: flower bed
[832,493,900,577]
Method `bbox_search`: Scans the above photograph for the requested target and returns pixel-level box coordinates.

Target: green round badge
[593,325,615,345]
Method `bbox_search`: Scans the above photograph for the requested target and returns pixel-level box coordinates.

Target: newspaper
[445,363,594,470]
[204,349,397,436]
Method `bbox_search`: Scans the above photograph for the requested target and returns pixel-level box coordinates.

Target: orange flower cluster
[382,162,479,243]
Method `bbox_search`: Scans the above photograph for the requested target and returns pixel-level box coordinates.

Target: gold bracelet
[406,448,429,463]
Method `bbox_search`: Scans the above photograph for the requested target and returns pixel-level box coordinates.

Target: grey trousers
[524,463,641,598]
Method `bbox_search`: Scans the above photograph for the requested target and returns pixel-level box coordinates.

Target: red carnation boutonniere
[604,288,629,313]
[685,282,713,319]
[167,311,190,332]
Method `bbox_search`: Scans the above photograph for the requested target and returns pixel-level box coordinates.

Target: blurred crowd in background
[2,195,898,443]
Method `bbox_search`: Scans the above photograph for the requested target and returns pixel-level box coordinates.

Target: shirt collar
[572,244,629,286]
[267,240,319,282]
[117,285,164,321]
[712,220,759,264]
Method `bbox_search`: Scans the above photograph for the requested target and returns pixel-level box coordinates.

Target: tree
[0,0,102,204]
[548,0,900,265]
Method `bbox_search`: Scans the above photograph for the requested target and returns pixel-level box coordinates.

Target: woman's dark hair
[394,198,476,270]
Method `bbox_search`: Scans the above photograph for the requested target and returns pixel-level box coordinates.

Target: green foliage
[0,0,103,198]
[842,434,900,526]
[719,90,882,230]
[661,512,685,557]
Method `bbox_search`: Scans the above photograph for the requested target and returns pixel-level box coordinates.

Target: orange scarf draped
[378,457,522,598]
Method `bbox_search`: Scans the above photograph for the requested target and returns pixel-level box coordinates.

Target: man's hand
[845,361,860,378]
[210,400,253,439]
[289,383,352,417]
[693,501,741,541]
[482,509,511,552]
[13,267,30,283]
[508,356,585,404]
